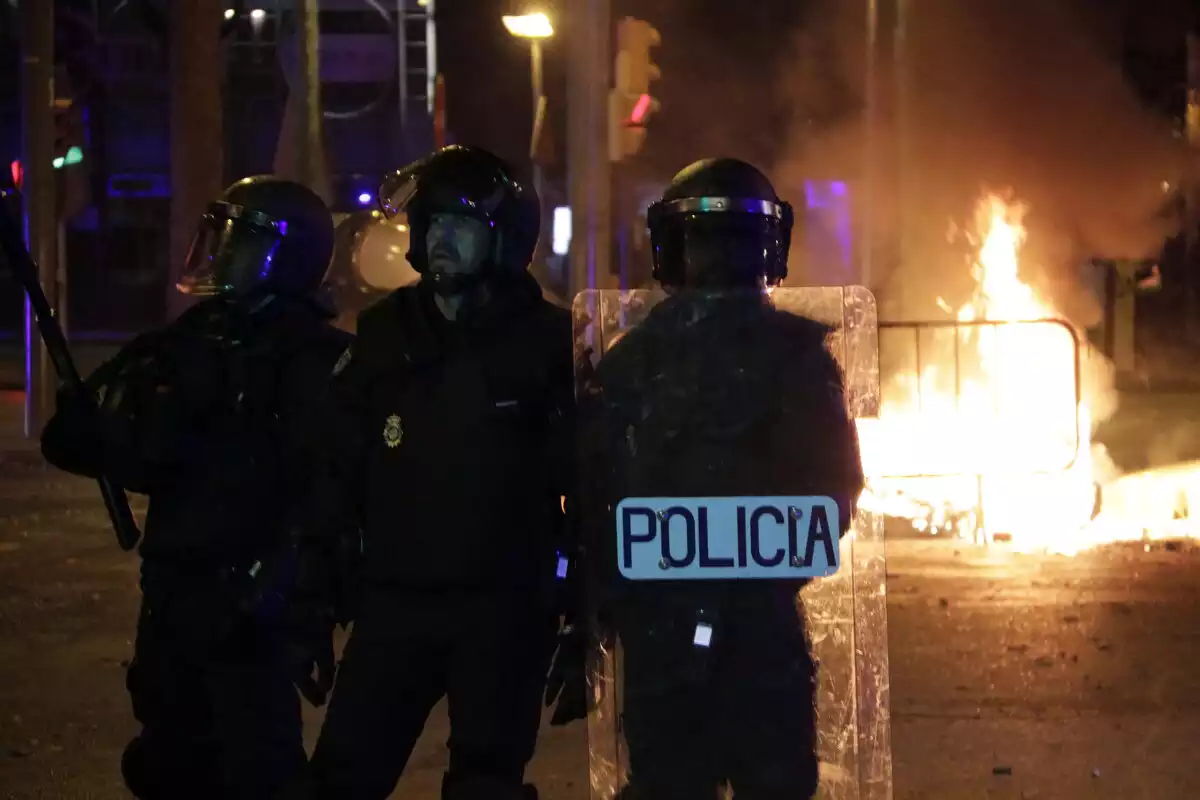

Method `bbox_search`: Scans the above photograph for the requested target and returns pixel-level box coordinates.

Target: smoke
[775,0,1186,325]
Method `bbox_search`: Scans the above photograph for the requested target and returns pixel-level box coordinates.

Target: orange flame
[856,193,1143,555]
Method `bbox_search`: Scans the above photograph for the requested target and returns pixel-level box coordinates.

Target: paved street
[0,373,1197,799]
[0,440,1196,798]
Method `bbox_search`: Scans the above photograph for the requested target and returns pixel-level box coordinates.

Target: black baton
[0,189,141,551]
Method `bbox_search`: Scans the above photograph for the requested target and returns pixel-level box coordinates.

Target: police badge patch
[382,414,404,448]
[331,347,353,377]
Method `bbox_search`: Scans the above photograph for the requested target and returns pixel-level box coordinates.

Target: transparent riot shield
[573,287,890,800]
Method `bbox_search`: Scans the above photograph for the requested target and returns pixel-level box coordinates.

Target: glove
[285,599,337,707]
[543,624,588,726]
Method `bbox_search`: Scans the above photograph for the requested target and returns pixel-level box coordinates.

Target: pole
[615,163,629,290]
[859,9,901,790]
[566,0,612,297]
[530,39,545,204]
[863,0,902,295]
[1186,34,1200,345]
[20,0,56,438]
[88,0,110,327]
[297,0,329,201]
[895,0,910,289]
[56,221,68,343]
[397,0,409,138]
[168,0,223,321]
[862,0,880,291]
[433,73,447,150]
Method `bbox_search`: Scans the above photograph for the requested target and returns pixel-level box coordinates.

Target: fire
[856,193,1195,555]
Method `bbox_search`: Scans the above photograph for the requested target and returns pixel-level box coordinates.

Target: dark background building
[1,0,1197,349]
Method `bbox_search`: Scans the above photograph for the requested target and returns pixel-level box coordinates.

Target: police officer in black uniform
[39,176,351,800]
[291,145,572,800]
[574,158,865,799]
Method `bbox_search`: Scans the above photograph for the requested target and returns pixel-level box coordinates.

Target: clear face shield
[378,159,511,223]
[177,201,289,297]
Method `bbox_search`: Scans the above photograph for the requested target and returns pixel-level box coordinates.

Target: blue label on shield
[615,496,841,580]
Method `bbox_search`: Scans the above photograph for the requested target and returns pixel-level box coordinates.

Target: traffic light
[52,75,91,219]
[53,93,84,170]
[610,17,661,162]
[616,17,660,97]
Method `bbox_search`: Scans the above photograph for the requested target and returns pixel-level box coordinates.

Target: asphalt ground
[0,450,1196,799]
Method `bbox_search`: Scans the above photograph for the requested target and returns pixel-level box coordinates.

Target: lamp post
[502,12,553,204]
[19,0,54,436]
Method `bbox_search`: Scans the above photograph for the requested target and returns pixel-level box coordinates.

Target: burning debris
[857,192,1197,555]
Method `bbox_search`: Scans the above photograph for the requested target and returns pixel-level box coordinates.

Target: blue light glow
[803,180,853,275]
[357,192,373,206]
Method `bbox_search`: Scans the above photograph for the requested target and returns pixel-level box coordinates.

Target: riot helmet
[178,176,335,299]
[325,209,420,329]
[647,158,793,289]
[377,145,540,296]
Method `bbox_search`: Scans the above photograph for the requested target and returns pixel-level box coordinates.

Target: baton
[0,189,141,551]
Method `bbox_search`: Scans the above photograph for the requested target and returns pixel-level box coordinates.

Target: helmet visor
[178,202,288,296]
[378,161,423,219]
[648,197,794,287]
[648,196,791,226]
[379,156,513,221]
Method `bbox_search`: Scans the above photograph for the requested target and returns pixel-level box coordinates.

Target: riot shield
[573,287,890,800]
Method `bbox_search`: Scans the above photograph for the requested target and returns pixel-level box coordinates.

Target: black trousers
[614,595,819,800]
[308,587,558,800]
[121,571,305,800]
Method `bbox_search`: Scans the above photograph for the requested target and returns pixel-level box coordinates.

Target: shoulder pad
[352,285,429,372]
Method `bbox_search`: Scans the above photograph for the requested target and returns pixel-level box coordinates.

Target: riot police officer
[291,145,572,800]
[40,176,351,799]
[573,158,865,798]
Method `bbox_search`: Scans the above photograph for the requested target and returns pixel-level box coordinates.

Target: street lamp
[502,12,553,204]
[502,12,553,39]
